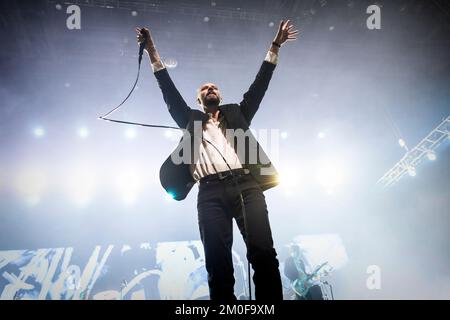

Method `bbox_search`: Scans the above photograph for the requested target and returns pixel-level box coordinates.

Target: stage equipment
[378,116,449,187]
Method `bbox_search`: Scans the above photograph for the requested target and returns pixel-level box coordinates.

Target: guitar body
[290,262,328,300]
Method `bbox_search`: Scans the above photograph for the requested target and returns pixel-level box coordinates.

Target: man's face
[198,83,221,109]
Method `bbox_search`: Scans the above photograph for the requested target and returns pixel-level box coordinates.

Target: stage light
[407,166,416,177]
[55,4,62,10]
[316,163,346,194]
[165,191,176,201]
[66,167,96,207]
[131,11,138,17]
[164,57,178,69]
[164,130,173,138]
[15,168,47,206]
[203,17,210,22]
[277,167,301,196]
[329,26,335,31]
[33,127,45,138]
[280,131,288,140]
[426,151,436,161]
[379,117,449,187]
[77,127,89,139]
[125,128,137,139]
[268,22,275,27]
[164,129,182,142]
[115,169,142,205]
[318,132,326,139]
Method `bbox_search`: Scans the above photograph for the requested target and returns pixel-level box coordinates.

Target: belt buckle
[218,171,227,180]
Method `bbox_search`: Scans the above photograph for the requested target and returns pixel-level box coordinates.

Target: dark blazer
[155,60,279,200]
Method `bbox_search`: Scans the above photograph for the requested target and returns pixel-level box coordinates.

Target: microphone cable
[98,28,179,130]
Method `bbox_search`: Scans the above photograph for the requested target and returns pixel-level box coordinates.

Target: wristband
[272,41,281,48]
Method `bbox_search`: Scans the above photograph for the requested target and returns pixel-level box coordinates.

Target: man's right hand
[136,27,155,52]
[135,26,162,66]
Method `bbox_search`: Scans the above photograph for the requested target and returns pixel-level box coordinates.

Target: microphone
[138,28,148,65]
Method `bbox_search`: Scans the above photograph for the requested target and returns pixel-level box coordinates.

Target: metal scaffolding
[378,116,450,187]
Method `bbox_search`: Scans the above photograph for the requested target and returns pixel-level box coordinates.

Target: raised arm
[137,27,191,128]
[239,20,299,124]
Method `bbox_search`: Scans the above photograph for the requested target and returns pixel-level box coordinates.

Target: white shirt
[190,116,243,181]
[152,51,278,181]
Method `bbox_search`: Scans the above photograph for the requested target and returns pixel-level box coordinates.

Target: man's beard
[204,94,220,108]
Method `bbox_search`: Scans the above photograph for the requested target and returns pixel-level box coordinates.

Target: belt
[199,168,250,184]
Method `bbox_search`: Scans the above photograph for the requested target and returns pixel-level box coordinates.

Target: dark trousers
[297,285,324,300]
[197,174,283,301]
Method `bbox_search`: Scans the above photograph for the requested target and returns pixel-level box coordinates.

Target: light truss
[46,0,276,22]
[378,116,450,187]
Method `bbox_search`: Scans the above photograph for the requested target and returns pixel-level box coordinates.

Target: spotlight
[55,4,62,10]
[329,26,335,31]
[131,11,138,17]
[277,167,301,197]
[164,130,173,139]
[318,132,326,139]
[203,17,210,22]
[280,131,288,139]
[125,128,137,139]
[316,162,346,194]
[268,22,275,27]
[163,57,178,69]
[407,166,416,177]
[33,127,45,138]
[66,167,96,207]
[115,169,142,205]
[426,151,436,161]
[77,127,89,139]
[164,129,182,142]
[165,191,176,201]
[15,168,47,206]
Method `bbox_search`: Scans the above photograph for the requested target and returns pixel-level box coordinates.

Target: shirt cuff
[151,60,166,73]
[264,51,279,65]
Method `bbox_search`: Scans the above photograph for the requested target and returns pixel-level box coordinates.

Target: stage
[0,0,449,305]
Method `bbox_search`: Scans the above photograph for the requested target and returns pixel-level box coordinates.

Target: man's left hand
[273,20,299,46]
